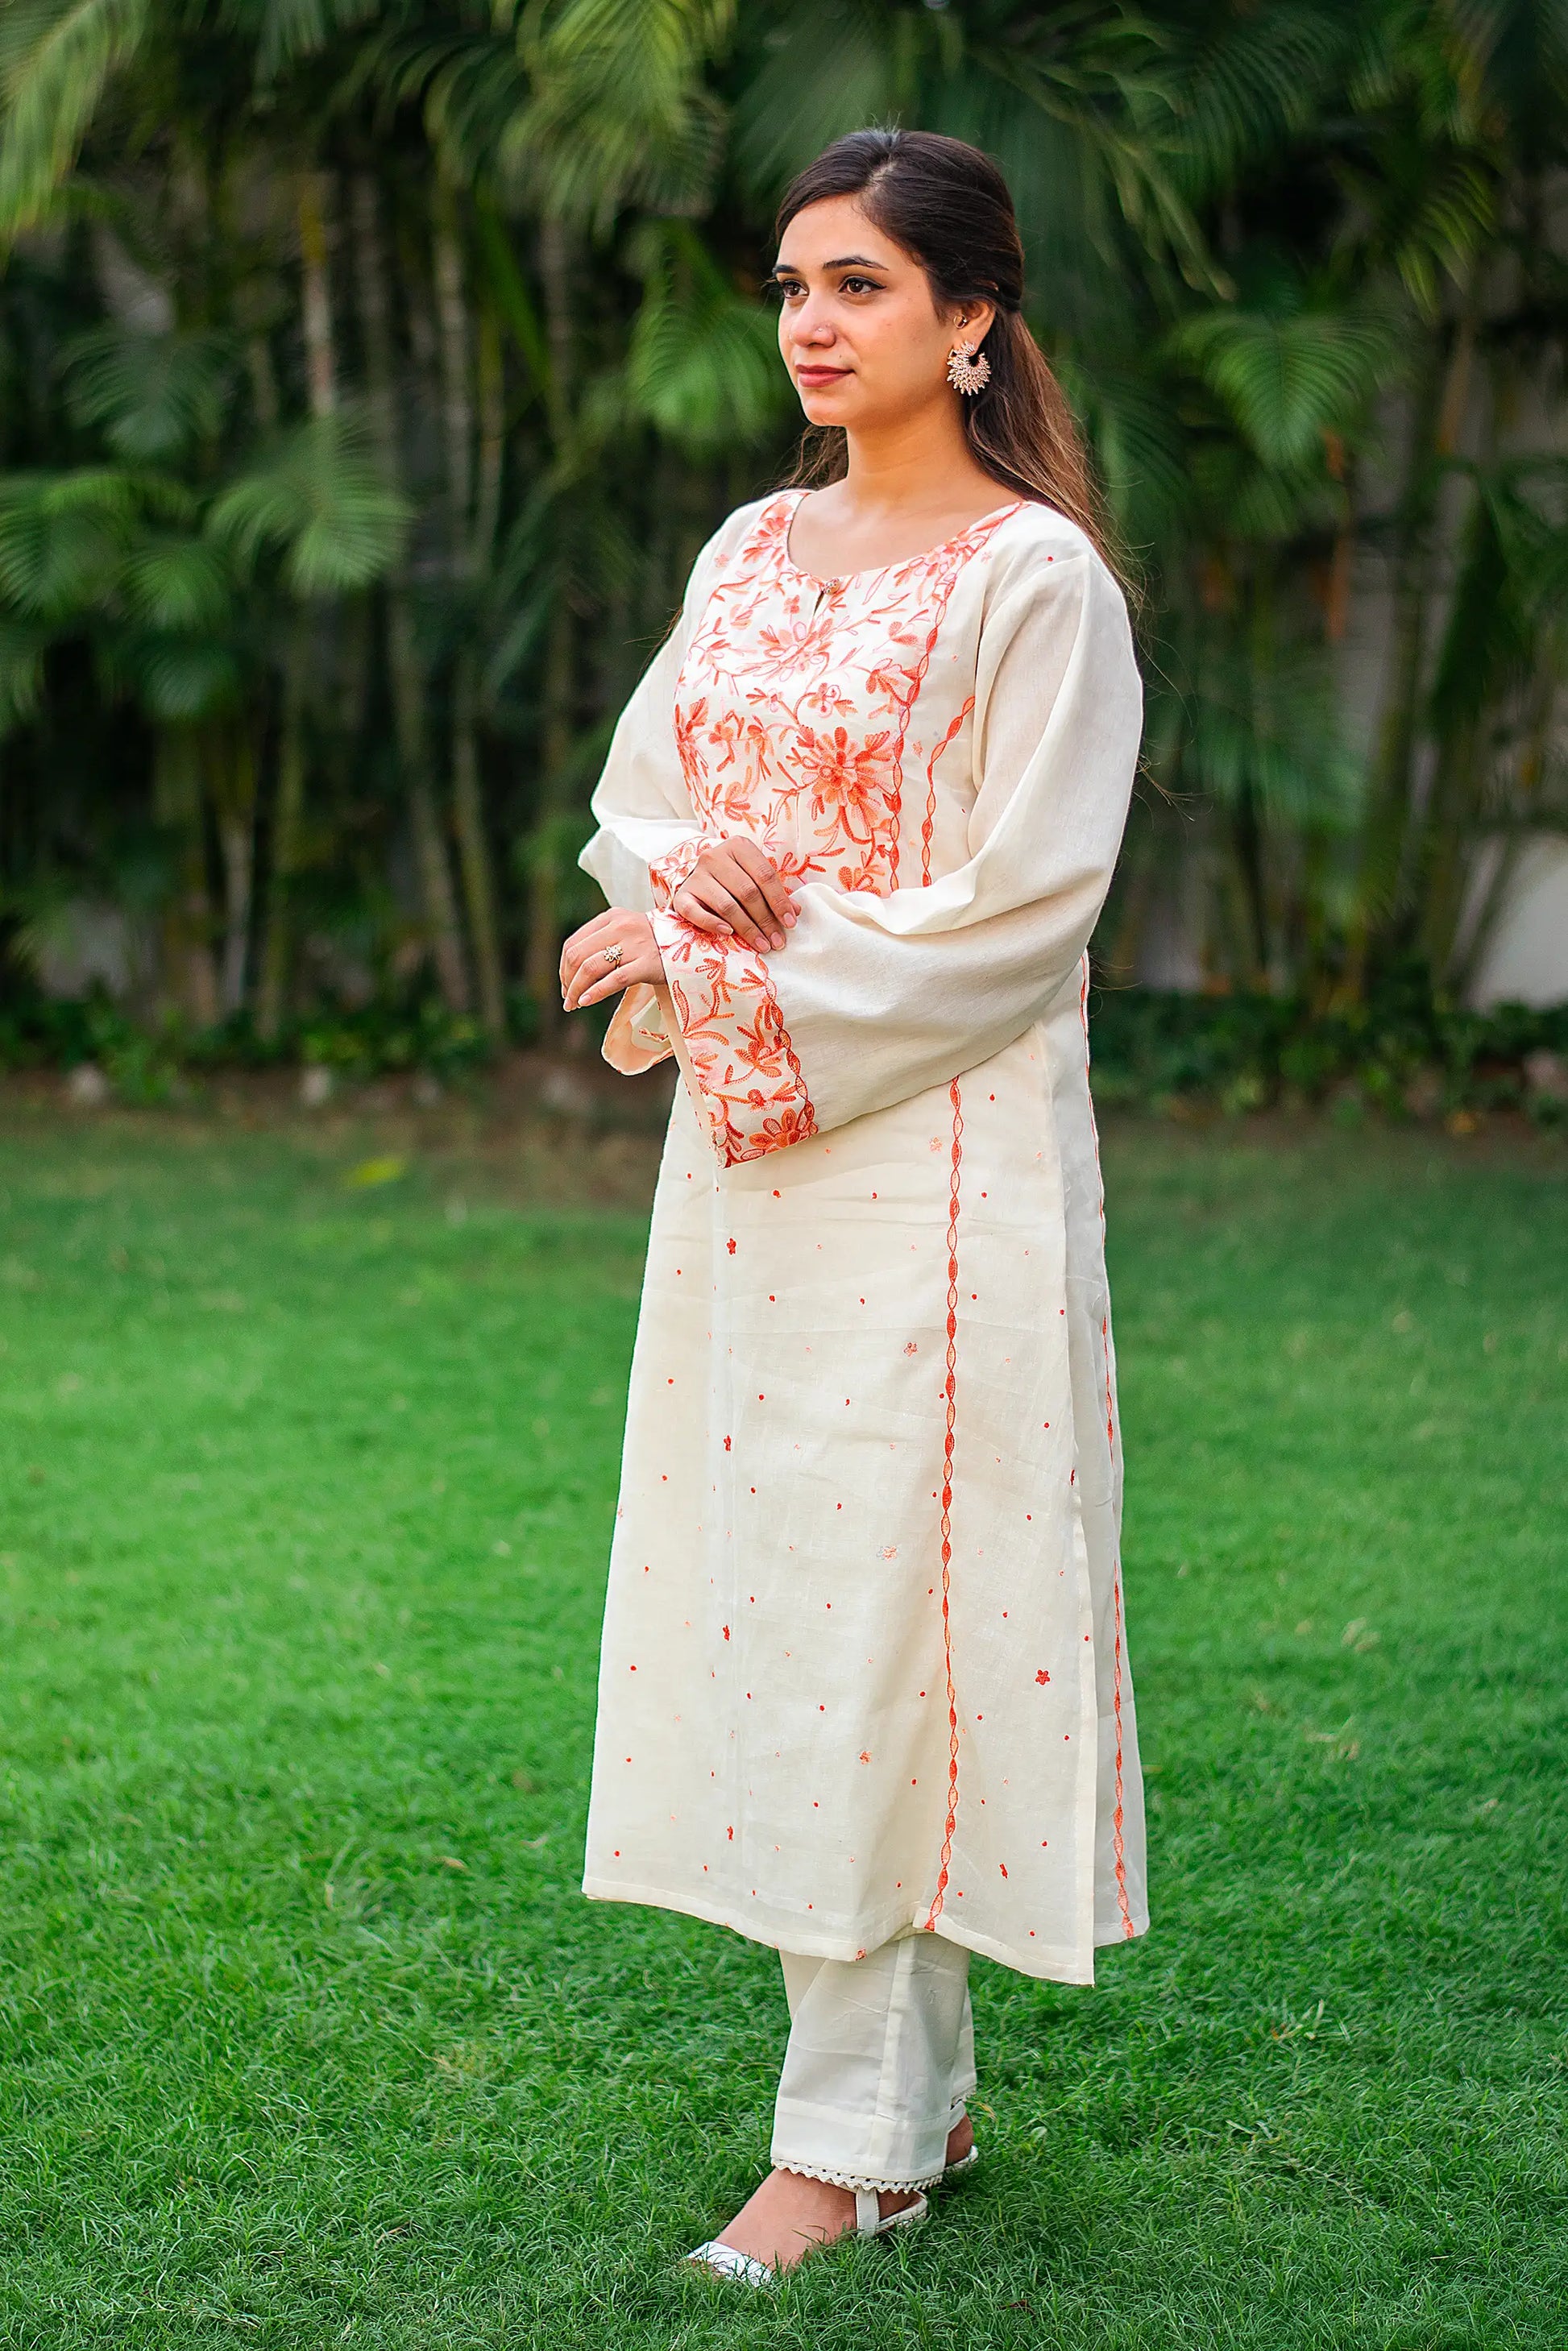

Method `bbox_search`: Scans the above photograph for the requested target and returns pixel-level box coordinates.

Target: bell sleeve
[646,544,1142,1163]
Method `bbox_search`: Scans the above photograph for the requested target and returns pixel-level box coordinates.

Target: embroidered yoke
[579,491,1148,1983]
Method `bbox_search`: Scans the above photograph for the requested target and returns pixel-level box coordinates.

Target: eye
[772,276,804,302]
[840,275,883,296]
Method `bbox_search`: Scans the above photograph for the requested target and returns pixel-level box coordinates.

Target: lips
[796,365,850,387]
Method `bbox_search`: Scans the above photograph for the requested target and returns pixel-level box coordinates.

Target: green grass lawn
[1,1107,1564,2349]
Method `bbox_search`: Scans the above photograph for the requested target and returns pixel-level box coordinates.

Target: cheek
[861,305,943,386]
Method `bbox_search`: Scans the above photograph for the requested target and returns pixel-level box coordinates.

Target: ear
[948,300,997,352]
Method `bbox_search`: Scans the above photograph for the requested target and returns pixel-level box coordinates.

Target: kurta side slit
[579,490,1149,1988]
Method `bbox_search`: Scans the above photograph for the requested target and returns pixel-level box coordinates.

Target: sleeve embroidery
[648,834,723,909]
[650,910,817,1167]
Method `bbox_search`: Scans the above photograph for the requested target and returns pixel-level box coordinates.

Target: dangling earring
[947,342,991,396]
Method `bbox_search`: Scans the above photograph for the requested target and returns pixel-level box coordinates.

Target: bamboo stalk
[433,178,474,532]
[257,635,306,1041]
[454,301,509,1039]
[433,180,507,1039]
[213,724,257,1018]
[255,175,338,1041]
[155,726,220,1028]
[351,169,471,1015]
[526,216,578,1042]
[452,654,507,1037]
[297,171,338,421]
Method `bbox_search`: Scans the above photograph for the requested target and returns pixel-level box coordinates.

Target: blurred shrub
[1090,975,1568,1127]
[0,979,529,1090]
[3,971,1565,1126]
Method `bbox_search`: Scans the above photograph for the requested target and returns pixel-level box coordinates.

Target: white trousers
[769,1930,976,2191]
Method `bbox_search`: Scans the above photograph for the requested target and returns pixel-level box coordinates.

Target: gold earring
[947,342,991,396]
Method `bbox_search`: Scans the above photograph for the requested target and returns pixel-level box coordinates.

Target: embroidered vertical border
[923,1075,964,1930]
[890,503,1018,884]
[1079,955,1135,1939]
[652,911,818,1167]
[919,699,975,887]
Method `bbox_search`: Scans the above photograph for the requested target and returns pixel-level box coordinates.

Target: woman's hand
[670,839,799,954]
[560,910,664,1014]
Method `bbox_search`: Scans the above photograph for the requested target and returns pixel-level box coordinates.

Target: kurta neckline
[778,487,1027,591]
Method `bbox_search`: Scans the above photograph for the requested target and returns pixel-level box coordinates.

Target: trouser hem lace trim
[778,2159,945,2193]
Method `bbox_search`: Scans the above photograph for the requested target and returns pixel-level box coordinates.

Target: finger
[720,848,793,943]
[727,841,794,927]
[560,916,612,989]
[680,875,765,952]
[562,934,621,1008]
[704,877,779,954]
[670,891,733,937]
[758,866,799,929]
[574,968,640,1010]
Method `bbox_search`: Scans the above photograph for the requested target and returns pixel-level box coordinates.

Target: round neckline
[778,488,1026,590]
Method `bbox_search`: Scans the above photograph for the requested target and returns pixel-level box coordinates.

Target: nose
[788,292,838,349]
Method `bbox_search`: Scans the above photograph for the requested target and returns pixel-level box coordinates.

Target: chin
[796,388,859,427]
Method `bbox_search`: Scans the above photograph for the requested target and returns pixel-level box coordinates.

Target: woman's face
[773,194,993,433]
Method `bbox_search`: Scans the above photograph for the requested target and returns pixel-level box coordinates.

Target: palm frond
[503,0,734,228]
[0,468,133,618]
[121,533,234,633]
[1164,2,1354,202]
[0,615,52,736]
[732,0,894,199]
[1160,632,1363,831]
[241,0,385,85]
[101,629,243,721]
[1172,292,1401,470]
[64,326,238,462]
[206,416,411,599]
[0,0,149,240]
[623,220,789,454]
[1056,355,1192,545]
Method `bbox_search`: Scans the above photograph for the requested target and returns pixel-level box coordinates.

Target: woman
[559,127,1148,2282]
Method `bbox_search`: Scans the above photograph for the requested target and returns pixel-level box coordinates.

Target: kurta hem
[580,1872,1104,1988]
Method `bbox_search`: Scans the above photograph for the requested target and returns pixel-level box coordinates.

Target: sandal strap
[854,2188,929,2238]
[686,2239,775,2286]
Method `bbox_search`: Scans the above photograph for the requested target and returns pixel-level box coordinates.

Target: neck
[840,398,989,513]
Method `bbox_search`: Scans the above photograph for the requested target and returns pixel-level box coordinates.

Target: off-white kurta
[578,489,1148,1985]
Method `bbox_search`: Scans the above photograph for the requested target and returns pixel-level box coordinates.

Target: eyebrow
[772,254,890,276]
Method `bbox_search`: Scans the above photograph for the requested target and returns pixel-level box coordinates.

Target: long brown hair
[774,127,1127,590]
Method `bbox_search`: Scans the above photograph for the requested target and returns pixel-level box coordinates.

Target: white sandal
[944,2144,980,2179]
[687,2186,929,2285]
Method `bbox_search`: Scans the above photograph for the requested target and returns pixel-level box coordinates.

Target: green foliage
[0,976,505,1084]
[1170,287,1399,472]
[623,219,789,453]
[0,0,150,239]
[207,416,412,598]
[1089,976,1568,1125]
[501,0,733,227]
[64,327,239,461]
[295,992,495,1076]
[0,0,1564,1045]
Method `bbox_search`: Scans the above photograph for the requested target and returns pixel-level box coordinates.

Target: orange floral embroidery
[672,493,1018,894]
[649,493,1018,1163]
[651,912,817,1167]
